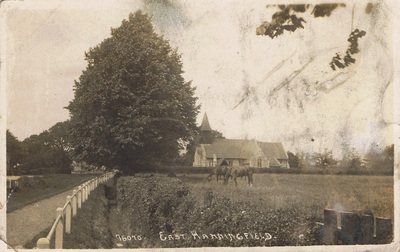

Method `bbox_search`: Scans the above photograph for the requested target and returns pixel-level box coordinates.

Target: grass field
[22,173,394,248]
[7,174,97,213]
[179,173,394,220]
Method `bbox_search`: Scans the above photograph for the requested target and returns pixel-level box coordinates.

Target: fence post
[359,214,374,244]
[376,217,392,244]
[55,208,64,249]
[85,182,89,200]
[37,237,50,249]
[77,186,82,208]
[72,190,77,216]
[87,181,91,196]
[322,209,338,245]
[65,196,72,234]
[82,183,87,203]
[340,211,360,245]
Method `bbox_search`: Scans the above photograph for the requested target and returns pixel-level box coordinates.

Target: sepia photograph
[1,0,399,251]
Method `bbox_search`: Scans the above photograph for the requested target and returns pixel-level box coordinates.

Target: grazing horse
[225,166,253,187]
[206,166,229,184]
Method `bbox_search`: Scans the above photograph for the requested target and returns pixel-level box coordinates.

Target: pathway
[7,186,79,248]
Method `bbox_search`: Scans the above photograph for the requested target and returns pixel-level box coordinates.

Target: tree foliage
[287,151,300,169]
[256,3,368,70]
[67,11,199,173]
[364,144,394,173]
[343,148,364,172]
[313,149,337,168]
[20,121,72,174]
[6,130,23,174]
[330,29,366,70]
[256,4,345,38]
[199,128,225,144]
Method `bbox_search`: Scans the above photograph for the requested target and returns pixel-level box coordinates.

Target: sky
[3,0,399,158]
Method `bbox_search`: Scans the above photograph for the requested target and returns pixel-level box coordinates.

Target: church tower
[199,112,213,144]
[200,112,212,131]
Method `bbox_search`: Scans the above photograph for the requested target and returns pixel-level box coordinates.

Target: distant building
[193,114,290,168]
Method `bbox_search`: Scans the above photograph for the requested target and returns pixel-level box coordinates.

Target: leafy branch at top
[330,29,366,70]
[256,4,345,39]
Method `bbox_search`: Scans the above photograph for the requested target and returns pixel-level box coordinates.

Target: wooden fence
[36,171,115,249]
[317,209,393,245]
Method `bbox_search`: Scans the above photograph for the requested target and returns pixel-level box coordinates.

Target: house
[193,114,290,168]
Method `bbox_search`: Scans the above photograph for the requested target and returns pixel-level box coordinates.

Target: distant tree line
[287,144,394,175]
[6,121,72,175]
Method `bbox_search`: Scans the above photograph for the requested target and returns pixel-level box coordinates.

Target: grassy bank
[7,174,97,213]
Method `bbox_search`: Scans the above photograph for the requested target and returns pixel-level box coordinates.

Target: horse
[205,166,229,184]
[225,166,253,187]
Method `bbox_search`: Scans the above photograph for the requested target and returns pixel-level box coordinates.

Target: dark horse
[206,166,229,184]
[225,166,253,187]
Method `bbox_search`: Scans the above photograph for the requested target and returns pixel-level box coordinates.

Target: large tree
[67,11,199,173]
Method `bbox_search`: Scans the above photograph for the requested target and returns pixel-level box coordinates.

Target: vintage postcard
[1,0,399,251]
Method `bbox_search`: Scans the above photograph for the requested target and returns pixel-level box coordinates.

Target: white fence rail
[36,171,115,249]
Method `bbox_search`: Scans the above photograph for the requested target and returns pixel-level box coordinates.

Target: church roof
[203,139,260,159]
[200,112,212,131]
[257,142,289,160]
[201,139,288,166]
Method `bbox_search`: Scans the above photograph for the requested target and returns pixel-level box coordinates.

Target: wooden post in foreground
[359,214,374,244]
[340,211,360,245]
[37,237,50,249]
[55,208,64,249]
[322,209,338,245]
[77,186,82,209]
[72,190,77,216]
[82,183,86,203]
[65,196,72,234]
[376,217,393,244]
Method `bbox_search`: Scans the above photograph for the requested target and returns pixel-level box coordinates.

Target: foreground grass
[180,173,394,220]
[7,174,97,213]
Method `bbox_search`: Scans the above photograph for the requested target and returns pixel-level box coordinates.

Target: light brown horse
[206,166,229,184]
[225,166,253,187]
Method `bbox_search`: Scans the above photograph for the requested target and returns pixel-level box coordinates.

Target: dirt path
[6,187,79,248]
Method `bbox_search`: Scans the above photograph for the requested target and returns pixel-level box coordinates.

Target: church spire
[200,112,212,131]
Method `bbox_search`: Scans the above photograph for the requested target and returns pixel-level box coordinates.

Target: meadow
[179,173,394,220]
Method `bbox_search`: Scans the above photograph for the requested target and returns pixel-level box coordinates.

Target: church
[193,113,290,168]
